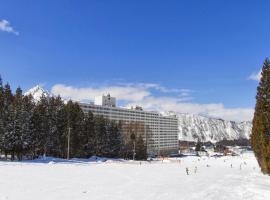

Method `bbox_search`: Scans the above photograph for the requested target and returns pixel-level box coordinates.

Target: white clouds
[51,82,254,122]
[0,19,19,35]
[51,82,185,102]
[126,97,254,122]
[208,107,254,122]
[248,70,261,81]
[51,84,151,102]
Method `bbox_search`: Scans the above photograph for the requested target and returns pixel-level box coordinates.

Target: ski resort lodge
[79,94,179,156]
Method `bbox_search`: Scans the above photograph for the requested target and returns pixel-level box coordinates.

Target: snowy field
[0,152,269,200]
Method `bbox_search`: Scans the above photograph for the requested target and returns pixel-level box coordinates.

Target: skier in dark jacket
[186,167,189,175]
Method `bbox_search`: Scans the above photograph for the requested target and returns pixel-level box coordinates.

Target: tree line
[0,76,147,161]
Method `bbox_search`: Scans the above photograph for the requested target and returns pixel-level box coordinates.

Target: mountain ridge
[177,113,252,142]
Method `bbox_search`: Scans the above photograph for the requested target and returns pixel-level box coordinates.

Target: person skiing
[186,167,189,175]
[194,166,197,173]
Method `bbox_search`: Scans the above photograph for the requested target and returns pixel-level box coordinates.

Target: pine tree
[31,94,50,157]
[251,58,270,174]
[21,94,35,158]
[83,111,95,157]
[47,96,61,157]
[106,121,122,158]
[135,134,147,160]
[0,75,2,90]
[64,101,85,158]
[0,76,4,153]
[30,103,43,158]
[12,87,24,160]
[54,96,68,158]
[93,115,107,156]
[195,140,202,152]
[2,83,15,159]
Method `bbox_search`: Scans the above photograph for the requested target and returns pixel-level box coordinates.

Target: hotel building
[79,94,178,156]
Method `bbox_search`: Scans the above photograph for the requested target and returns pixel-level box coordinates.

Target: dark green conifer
[64,100,85,158]
[93,115,107,156]
[2,83,15,159]
[251,58,270,174]
[0,76,4,151]
[83,112,95,157]
[135,134,147,160]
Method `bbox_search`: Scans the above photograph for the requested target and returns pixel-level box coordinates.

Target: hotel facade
[79,94,179,156]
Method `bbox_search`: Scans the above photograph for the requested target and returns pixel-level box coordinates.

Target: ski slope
[0,152,269,200]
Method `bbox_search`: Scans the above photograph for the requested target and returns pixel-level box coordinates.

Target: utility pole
[67,127,71,160]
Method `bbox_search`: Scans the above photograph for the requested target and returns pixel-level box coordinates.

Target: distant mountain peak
[24,85,50,101]
[177,113,252,142]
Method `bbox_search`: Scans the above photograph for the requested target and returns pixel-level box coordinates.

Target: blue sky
[0,0,269,121]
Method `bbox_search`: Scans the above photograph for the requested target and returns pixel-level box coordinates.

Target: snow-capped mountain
[178,113,252,142]
[24,85,50,101]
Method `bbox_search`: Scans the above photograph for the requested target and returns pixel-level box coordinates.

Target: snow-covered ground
[0,152,269,200]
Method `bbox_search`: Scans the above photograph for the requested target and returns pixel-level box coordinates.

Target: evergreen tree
[1,83,15,159]
[251,58,270,174]
[47,96,62,157]
[31,94,50,157]
[0,75,2,90]
[29,103,43,158]
[65,101,85,158]
[83,112,95,157]
[12,87,24,160]
[135,134,147,160]
[106,121,122,158]
[93,115,107,156]
[195,140,202,152]
[0,76,4,153]
[54,96,68,158]
[21,94,35,157]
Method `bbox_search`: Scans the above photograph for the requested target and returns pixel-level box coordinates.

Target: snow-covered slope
[0,152,270,200]
[24,85,50,101]
[178,113,252,142]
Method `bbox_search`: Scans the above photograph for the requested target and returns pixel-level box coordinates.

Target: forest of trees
[251,58,270,175]
[0,76,147,161]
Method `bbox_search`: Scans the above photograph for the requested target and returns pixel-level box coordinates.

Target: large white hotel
[79,94,179,156]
